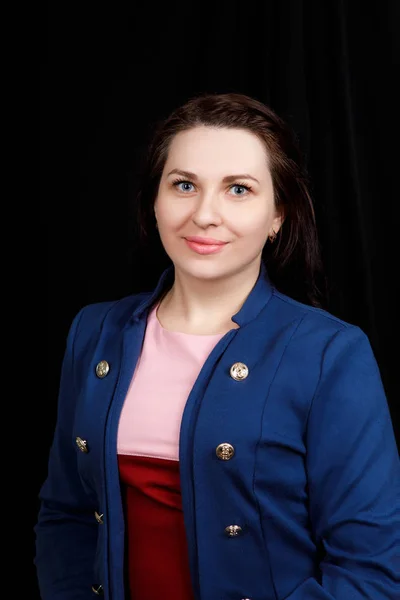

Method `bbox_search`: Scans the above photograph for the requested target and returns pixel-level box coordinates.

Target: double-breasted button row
[95,360,249,381]
[215,362,247,464]
[76,360,110,458]
[220,364,247,547]
[76,436,236,463]
[89,358,249,599]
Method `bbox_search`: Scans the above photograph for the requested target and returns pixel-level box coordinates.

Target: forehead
[165,126,269,176]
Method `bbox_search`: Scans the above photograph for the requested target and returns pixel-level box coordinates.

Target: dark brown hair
[134,92,326,307]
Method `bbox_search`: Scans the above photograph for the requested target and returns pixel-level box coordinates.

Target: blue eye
[174,180,195,192]
[231,184,250,196]
[172,179,252,196]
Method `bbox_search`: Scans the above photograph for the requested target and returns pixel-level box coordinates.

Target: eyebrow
[167,168,260,184]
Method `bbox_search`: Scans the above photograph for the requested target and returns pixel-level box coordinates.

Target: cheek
[226,208,271,237]
[156,196,191,228]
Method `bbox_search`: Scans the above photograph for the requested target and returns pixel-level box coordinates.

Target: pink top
[117,302,224,459]
[116,302,225,599]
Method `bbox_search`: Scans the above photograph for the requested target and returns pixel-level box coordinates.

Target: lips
[184,236,227,245]
[184,236,228,255]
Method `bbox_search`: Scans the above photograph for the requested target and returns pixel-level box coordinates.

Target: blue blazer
[35,265,399,600]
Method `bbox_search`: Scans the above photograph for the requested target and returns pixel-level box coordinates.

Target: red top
[118,454,195,599]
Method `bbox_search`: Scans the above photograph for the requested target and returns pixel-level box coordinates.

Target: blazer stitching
[271,289,352,328]
[305,325,361,427]
[304,326,362,546]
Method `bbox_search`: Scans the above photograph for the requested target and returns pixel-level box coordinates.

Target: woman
[35,93,399,600]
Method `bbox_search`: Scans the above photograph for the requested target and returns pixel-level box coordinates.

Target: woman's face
[154,126,283,282]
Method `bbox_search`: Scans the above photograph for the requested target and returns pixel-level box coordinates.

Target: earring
[268,229,277,242]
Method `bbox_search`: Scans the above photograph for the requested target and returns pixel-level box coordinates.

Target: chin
[174,258,240,282]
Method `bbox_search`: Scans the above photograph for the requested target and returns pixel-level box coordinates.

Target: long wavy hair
[133,92,327,308]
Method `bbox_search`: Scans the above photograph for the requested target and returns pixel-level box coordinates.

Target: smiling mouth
[184,238,228,255]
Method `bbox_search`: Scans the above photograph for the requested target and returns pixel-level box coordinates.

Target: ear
[272,209,285,234]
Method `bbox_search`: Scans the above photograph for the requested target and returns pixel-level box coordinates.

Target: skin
[154,126,283,335]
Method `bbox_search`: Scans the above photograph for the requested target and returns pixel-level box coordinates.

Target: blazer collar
[131,262,273,328]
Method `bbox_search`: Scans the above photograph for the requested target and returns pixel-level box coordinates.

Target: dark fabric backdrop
[39,1,399,597]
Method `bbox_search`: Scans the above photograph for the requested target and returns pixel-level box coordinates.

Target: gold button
[225,524,243,537]
[216,443,235,461]
[94,511,104,524]
[230,362,249,381]
[96,360,110,378]
[75,436,88,453]
[91,584,104,595]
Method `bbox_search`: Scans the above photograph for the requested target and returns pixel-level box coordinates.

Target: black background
[40,1,399,597]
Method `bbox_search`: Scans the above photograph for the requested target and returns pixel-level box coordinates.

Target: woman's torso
[117,303,224,599]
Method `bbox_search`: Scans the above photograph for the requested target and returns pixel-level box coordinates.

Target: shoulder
[68,291,152,346]
[269,291,387,411]
[269,288,374,359]
[271,287,359,332]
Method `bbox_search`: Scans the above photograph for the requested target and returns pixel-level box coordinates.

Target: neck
[157,260,262,334]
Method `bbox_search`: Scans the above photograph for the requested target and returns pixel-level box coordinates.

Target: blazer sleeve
[34,308,98,600]
[304,325,399,599]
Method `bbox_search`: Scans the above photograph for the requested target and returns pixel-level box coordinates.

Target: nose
[191,191,223,229]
